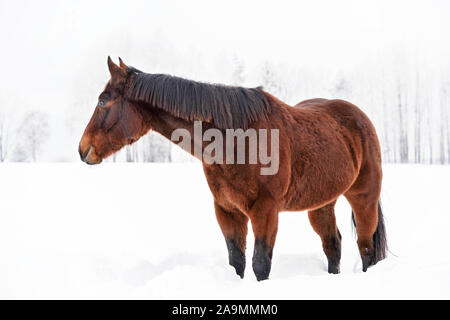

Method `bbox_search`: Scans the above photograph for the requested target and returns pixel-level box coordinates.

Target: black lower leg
[323,234,341,274]
[307,202,340,275]
[225,238,246,278]
[358,239,374,272]
[214,202,248,279]
[252,239,272,281]
[361,254,371,272]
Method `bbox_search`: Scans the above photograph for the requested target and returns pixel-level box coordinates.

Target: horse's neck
[145,104,196,142]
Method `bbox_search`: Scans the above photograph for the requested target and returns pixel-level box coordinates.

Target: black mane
[126,69,271,129]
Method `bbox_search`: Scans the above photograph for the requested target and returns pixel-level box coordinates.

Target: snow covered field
[0,163,449,299]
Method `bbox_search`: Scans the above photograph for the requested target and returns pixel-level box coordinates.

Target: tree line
[1,53,449,164]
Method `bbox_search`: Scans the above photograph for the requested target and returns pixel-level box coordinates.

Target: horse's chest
[202,166,258,213]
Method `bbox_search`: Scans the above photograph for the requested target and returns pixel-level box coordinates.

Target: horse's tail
[352,201,387,266]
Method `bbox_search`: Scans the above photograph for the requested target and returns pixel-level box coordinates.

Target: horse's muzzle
[79,145,101,165]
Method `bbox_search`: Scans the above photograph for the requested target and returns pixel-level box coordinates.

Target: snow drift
[0,163,449,299]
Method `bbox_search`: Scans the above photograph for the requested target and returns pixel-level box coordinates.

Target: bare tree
[414,69,422,163]
[0,115,9,161]
[0,98,16,162]
[261,62,281,97]
[142,132,172,162]
[126,145,133,162]
[397,78,409,163]
[439,76,450,165]
[333,74,352,99]
[125,144,140,162]
[446,85,450,164]
[16,111,50,162]
[439,82,447,164]
[231,55,245,86]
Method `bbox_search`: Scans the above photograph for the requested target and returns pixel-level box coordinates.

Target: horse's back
[294,98,378,141]
[294,98,329,108]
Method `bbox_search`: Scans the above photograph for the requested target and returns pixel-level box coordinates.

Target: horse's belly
[282,163,357,212]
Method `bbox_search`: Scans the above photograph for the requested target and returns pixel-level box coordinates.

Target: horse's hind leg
[344,158,385,272]
[345,194,379,272]
[308,201,341,274]
[214,202,249,278]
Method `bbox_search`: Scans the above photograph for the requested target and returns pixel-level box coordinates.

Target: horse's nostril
[78,145,83,160]
[79,145,92,162]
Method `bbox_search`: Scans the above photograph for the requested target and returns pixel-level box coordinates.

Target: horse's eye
[98,99,106,107]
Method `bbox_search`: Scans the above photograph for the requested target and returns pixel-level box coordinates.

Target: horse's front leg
[249,197,279,281]
[214,202,249,278]
[308,201,341,274]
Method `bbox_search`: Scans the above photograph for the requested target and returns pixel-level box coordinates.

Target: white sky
[0,0,449,161]
[0,0,449,146]
[1,0,449,105]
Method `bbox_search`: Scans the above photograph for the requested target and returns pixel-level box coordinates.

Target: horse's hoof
[230,262,245,279]
[253,260,271,281]
[328,263,340,274]
[361,254,371,272]
[255,270,269,281]
[256,275,269,281]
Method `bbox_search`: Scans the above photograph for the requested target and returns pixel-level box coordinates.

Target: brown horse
[79,57,387,281]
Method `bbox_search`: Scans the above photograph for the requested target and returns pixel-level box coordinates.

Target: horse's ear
[118,57,128,69]
[107,56,126,79]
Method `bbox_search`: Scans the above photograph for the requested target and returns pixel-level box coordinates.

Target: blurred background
[1,0,449,164]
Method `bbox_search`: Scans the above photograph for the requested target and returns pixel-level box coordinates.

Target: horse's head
[79,57,150,164]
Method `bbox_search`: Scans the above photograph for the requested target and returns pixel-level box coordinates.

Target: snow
[0,163,449,299]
